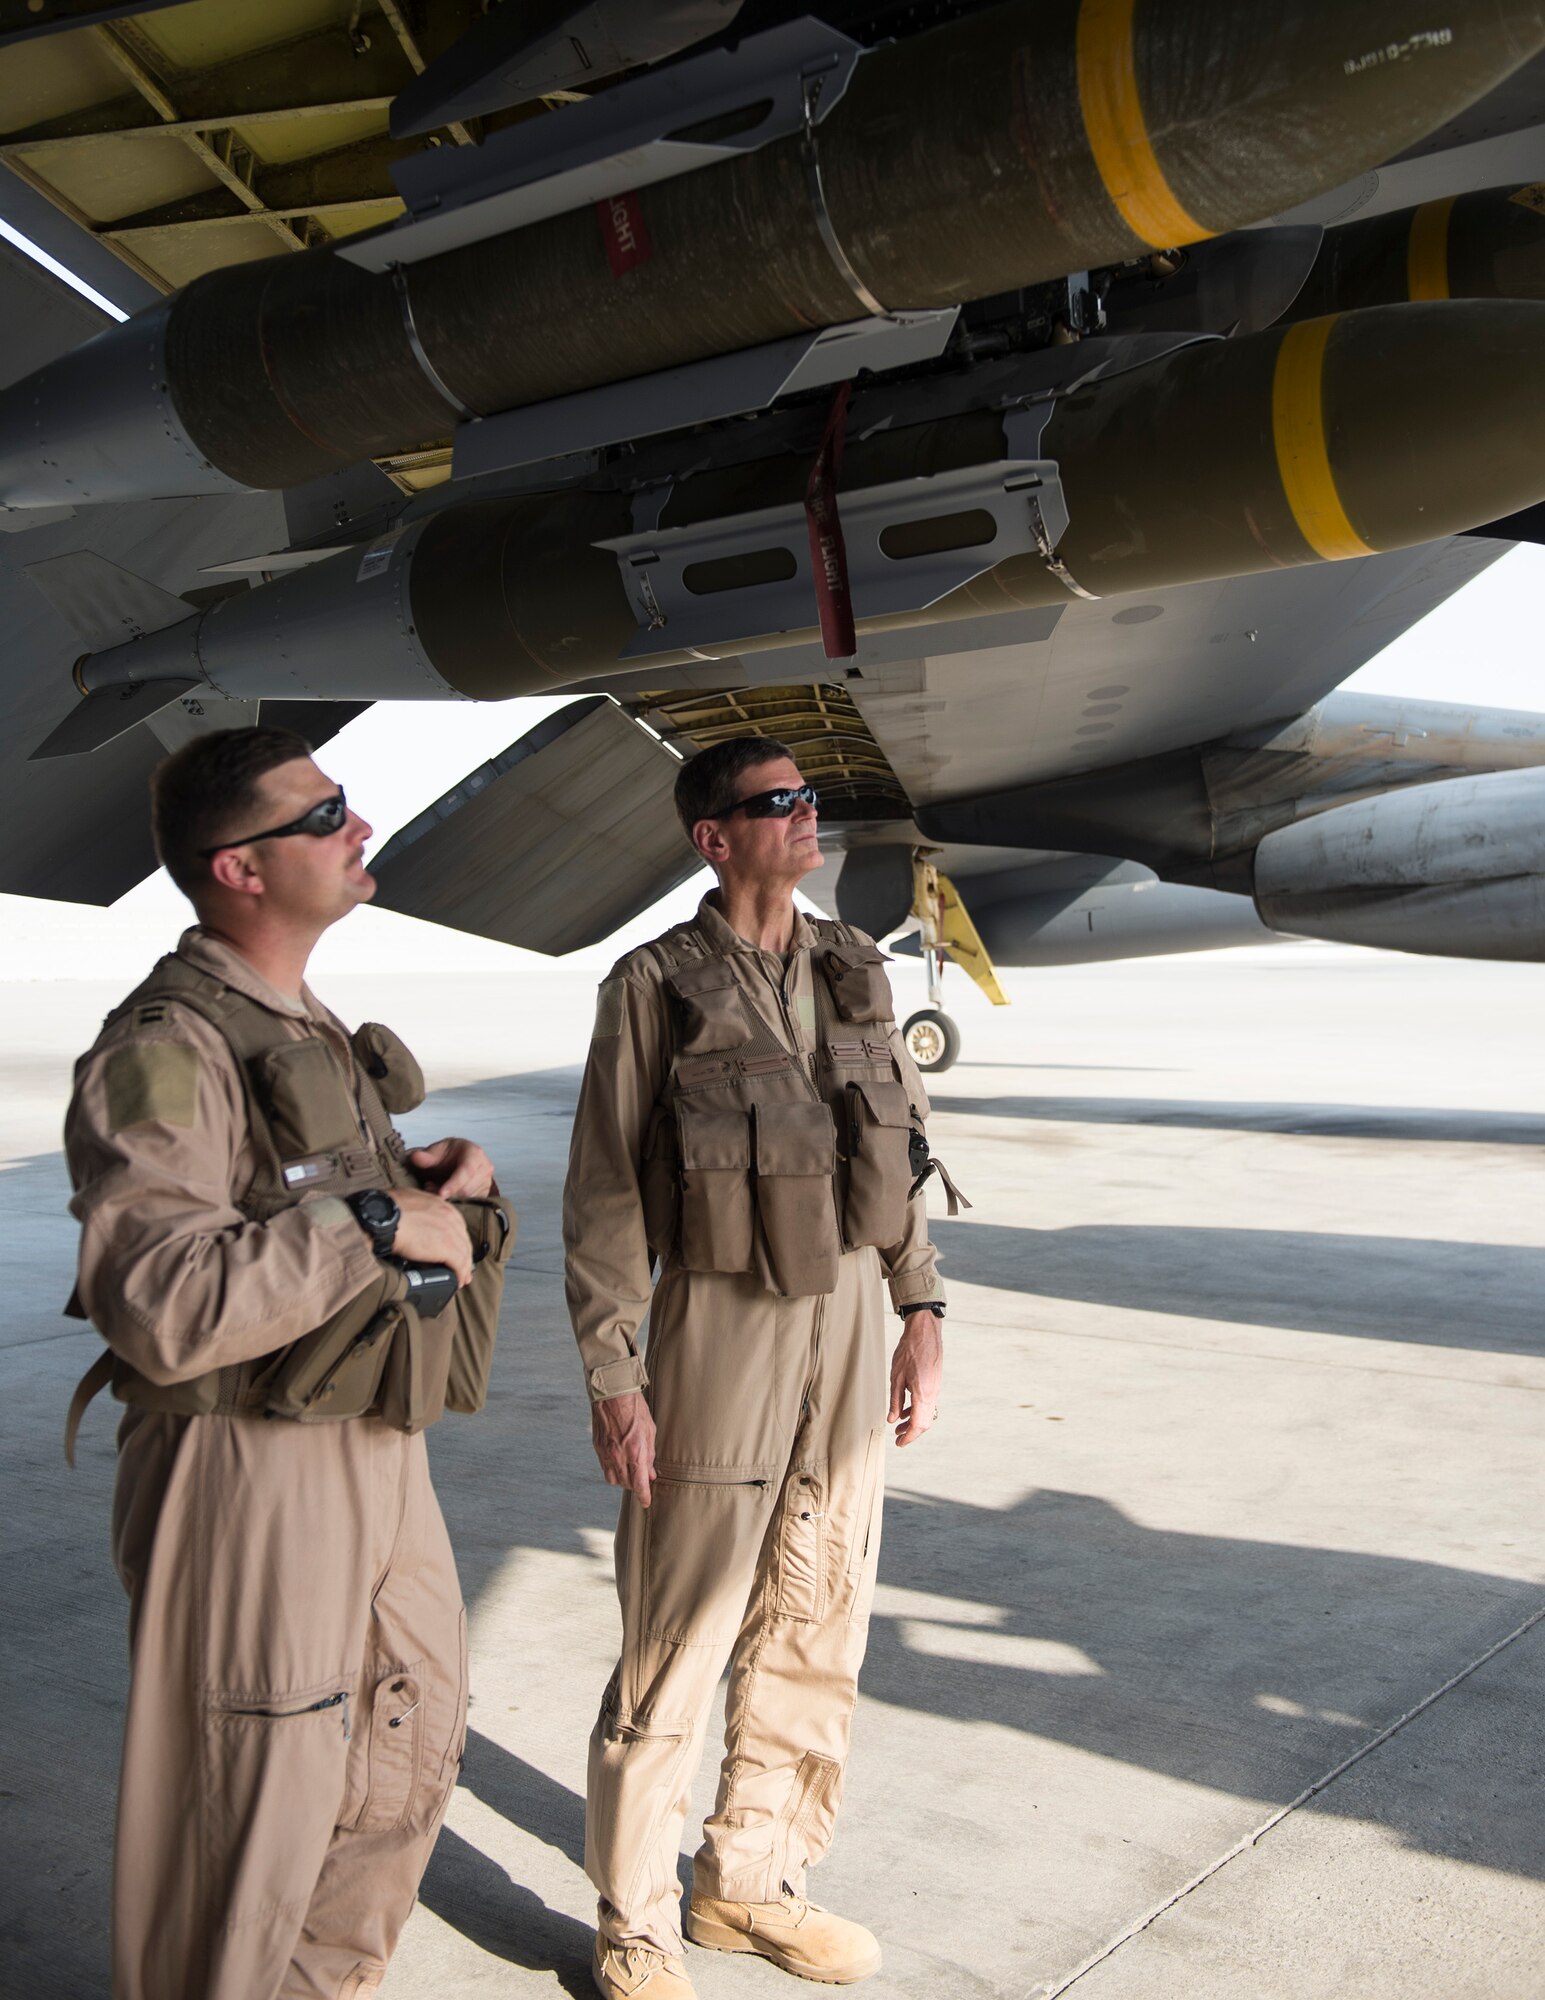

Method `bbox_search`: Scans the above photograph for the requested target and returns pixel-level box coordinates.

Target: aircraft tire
[903,1009,961,1074]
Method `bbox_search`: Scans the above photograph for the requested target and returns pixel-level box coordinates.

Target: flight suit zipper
[219,1689,352,1738]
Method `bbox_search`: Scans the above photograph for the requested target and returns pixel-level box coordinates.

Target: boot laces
[612,1942,671,1988]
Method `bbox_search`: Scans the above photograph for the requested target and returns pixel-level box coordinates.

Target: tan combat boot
[686,1893,881,1984]
[592,1938,698,2000]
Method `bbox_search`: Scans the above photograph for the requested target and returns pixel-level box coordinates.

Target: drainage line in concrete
[1042,1598,1545,1998]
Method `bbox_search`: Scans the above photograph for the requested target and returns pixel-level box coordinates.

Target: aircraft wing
[365,524,1519,963]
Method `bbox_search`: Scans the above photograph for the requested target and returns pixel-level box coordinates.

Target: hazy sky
[4,535,1542,984]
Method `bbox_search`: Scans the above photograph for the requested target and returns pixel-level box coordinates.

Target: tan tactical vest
[639,917,959,1298]
[65,951,513,1462]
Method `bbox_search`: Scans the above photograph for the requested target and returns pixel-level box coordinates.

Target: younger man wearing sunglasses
[565,738,951,1999]
[63,727,508,2000]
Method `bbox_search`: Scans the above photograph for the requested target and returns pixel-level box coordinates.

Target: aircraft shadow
[929,1218,1545,1355]
[928,1092,1545,1146]
[860,1486,1545,1883]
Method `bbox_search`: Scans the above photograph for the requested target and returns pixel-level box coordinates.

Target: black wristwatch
[900,1302,946,1321]
[347,1187,401,1257]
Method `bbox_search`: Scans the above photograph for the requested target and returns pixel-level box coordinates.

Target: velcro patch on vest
[302,1196,356,1235]
[739,1054,795,1077]
[592,977,627,1040]
[676,1056,733,1087]
[105,1042,199,1132]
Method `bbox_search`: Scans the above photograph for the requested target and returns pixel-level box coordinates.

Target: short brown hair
[673,735,795,836]
[151,726,315,895]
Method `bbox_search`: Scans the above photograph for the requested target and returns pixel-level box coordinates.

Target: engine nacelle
[1253,768,1545,961]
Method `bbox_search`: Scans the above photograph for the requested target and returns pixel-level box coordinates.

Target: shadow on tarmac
[420,1818,594,1995]
[859,1488,1545,1883]
[929,1093,1545,1146]
[10,1058,1545,1995]
[930,1218,1545,1354]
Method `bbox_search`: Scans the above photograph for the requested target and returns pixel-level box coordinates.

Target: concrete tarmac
[2,943,1542,2000]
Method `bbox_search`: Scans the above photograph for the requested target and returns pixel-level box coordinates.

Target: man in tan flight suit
[64,726,511,2000]
[565,737,952,2000]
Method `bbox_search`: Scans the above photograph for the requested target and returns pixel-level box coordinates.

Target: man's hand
[592,1390,657,1506]
[392,1189,475,1286]
[408,1137,495,1200]
[888,1311,944,1447]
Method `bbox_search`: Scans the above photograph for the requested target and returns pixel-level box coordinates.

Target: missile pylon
[36,298,1545,757]
[5,0,1545,507]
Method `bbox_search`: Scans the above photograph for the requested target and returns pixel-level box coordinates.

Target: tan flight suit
[563,893,945,1958]
[65,928,476,2000]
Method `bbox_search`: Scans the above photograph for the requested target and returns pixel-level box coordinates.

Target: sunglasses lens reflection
[754,786,816,817]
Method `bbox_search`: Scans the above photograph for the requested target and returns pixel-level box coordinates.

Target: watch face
[354,1190,398,1236]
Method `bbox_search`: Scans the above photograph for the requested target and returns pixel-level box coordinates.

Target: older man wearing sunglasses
[62,726,510,2000]
[565,737,952,2000]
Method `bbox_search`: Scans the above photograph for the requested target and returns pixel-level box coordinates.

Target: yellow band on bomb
[1272,317,1375,561]
[1077,0,1214,248]
[1407,195,1456,300]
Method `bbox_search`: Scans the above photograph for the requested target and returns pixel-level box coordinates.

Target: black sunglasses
[716,784,819,820]
[200,790,349,859]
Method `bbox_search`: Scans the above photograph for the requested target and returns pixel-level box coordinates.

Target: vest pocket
[754,1100,840,1297]
[668,959,756,1055]
[378,1302,455,1434]
[823,943,895,1026]
[350,1021,426,1114]
[250,1038,361,1156]
[843,1078,915,1250]
[261,1282,399,1419]
[677,1099,754,1273]
[444,1196,516,1415]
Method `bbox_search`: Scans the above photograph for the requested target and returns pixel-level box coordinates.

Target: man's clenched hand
[392,1189,475,1285]
[408,1136,495,1200]
[592,1390,657,1506]
[888,1311,944,1447]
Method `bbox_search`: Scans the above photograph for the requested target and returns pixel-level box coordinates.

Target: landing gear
[904,1008,961,1073]
[906,936,963,1071]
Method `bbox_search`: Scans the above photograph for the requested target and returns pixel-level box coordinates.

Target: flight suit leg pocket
[205,1683,351,1919]
[773,1751,844,1891]
[587,1677,696,1923]
[845,1427,886,1625]
[754,1101,840,1297]
[643,1470,774,1645]
[774,1469,827,1623]
[439,1606,469,1789]
[676,1100,753,1274]
[350,1665,429,1834]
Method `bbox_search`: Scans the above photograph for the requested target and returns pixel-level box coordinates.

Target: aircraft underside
[1,0,1543,1063]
